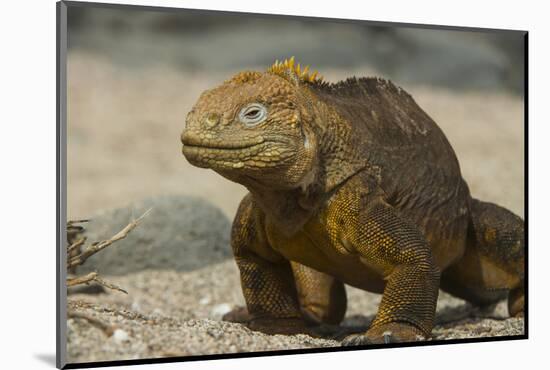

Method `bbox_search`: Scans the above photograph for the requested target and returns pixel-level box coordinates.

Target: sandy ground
[66,194,523,363]
[65,52,525,364]
[67,262,523,362]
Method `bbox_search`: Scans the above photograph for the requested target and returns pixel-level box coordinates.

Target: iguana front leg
[229,194,309,334]
[334,186,440,345]
[291,262,347,326]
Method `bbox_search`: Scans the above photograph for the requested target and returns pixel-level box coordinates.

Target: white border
[1,0,547,369]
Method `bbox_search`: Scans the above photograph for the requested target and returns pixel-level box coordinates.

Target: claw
[383,331,392,344]
[341,329,420,346]
[341,333,371,346]
[222,306,251,323]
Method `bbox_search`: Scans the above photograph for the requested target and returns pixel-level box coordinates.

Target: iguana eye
[239,103,267,127]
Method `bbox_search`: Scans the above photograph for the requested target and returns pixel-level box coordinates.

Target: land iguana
[180,57,525,344]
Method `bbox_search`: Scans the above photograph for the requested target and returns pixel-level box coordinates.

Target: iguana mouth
[181,130,296,171]
[181,140,270,169]
[181,140,268,162]
[182,139,295,172]
[180,131,267,150]
[182,141,264,151]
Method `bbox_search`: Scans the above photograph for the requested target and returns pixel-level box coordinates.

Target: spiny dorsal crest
[228,71,263,84]
[267,56,323,84]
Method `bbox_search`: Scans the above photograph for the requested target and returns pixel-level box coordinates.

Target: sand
[66,195,524,364]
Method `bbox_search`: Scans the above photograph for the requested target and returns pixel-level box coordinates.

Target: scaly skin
[181,58,525,344]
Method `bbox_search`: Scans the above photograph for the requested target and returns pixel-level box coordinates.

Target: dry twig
[66,210,151,335]
[92,275,128,294]
[67,220,89,242]
[67,209,152,270]
[68,311,115,337]
[66,208,151,295]
[67,271,128,294]
[67,271,99,287]
[67,220,89,274]
[67,237,86,255]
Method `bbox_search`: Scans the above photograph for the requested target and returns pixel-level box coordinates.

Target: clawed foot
[222,306,311,335]
[513,310,524,318]
[222,306,251,323]
[342,332,393,346]
[508,288,524,318]
[245,316,311,335]
[341,322,426,346]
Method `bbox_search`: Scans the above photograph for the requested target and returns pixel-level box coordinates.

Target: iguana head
[181,57,325,190]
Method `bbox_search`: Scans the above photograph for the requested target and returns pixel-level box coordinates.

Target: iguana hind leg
[441,198,525,317]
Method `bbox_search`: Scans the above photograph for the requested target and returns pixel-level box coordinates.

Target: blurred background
[66,4,525,220]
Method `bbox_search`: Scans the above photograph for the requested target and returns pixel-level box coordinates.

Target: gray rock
[76,195,232,275]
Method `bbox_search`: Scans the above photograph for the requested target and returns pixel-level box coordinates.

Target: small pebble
[113,329,130,343]
[210,303,232,319]
[152,308,163,316]
[199,297,211,305]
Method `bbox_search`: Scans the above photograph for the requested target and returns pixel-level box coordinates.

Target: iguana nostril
[205,112,220,128]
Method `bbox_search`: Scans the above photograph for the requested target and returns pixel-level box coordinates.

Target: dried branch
[66,211,150,334]
[68,311,115,337]
[68,219,91,225]
[67,271,128,294]
[67,272,98,287]
[93,275,128,294]
[67,208,151,269]
[67,237,86,254]
[66,208,150,296]
[67,220,89,242]
[67,221,88,274]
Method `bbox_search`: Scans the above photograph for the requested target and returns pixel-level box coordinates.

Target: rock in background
[75,195,232,275]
